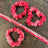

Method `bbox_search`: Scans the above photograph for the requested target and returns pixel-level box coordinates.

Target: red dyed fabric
[26,7,46,27]
[6,27,24,47]
[11,1,29,20]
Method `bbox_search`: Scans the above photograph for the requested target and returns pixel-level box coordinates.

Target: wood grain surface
[0,0,48,48]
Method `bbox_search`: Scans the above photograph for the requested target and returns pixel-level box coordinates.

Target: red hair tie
[26,7,46,27]
[0,13,48,45]
[6,27,24,47]
[11,1,29,20]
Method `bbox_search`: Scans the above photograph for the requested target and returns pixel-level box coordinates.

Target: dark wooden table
[0,0,48,48]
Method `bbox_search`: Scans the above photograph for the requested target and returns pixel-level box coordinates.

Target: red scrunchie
[11,1,29,20]
[26,7,46,27]
[6,27,24,47]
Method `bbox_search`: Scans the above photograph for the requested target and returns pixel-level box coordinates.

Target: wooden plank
[0,0,48,48]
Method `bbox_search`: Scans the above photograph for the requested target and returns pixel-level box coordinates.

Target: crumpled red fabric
[11,1,29,20]
[6,27,24,47]
[26,7,46,27]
